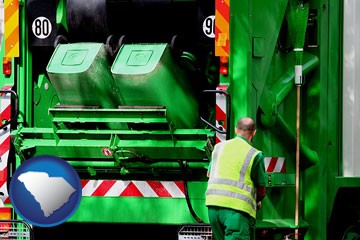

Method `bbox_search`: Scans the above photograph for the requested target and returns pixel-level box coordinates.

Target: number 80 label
[32,17,52,39]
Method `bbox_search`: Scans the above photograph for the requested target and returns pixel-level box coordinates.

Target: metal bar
[49,107,169,124]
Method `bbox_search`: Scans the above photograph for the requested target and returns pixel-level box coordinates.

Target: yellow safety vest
[205,137,260,218]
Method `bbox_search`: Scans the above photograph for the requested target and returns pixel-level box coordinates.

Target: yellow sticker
[217,33,228,46]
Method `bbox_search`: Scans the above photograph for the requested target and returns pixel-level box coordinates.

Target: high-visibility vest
[206,137,260,218]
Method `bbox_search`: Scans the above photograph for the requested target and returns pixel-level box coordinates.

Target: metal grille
[0,220,34,239]
[178,224,212,240]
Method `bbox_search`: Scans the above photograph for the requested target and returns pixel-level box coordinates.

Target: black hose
[178,160,204,223]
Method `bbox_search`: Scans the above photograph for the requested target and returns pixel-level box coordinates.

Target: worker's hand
[257,201,262,210]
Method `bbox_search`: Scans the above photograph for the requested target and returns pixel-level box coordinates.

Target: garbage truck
[0,0,359,239]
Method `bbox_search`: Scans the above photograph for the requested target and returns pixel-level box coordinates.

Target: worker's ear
[234,127,238,135]
[251,130,257,140]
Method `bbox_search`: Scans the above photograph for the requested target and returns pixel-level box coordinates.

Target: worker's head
[235,117,256,142]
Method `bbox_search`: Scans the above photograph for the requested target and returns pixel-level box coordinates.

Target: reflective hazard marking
[0,85,13,205]
[4,0,19,57]
[216,84,228,143]
[81,180,186,198]
[264,157,286,173]
[215,0,229,56]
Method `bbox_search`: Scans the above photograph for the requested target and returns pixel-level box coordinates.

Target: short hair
[236,117,256,132]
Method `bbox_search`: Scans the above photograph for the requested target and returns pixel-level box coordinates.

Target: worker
[205,117,266,240]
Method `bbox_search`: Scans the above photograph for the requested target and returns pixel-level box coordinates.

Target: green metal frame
[225,0,358,239]
[5,0,216,229]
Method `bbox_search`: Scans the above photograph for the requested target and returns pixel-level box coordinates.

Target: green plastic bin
[111,43,199,129]
[47,43,122,108]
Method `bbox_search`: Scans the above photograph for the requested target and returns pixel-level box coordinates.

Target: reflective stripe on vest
[208,147,258,197]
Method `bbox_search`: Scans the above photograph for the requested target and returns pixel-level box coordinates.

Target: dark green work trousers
[208,206,252,240]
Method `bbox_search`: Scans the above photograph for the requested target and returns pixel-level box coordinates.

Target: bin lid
[111,43,167,75]
[46,43,103,74]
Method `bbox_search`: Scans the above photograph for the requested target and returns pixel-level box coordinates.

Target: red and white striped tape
[0,85,13,204]
[264,157,286,173]
[216,84,228,143]
[81,180,186,198]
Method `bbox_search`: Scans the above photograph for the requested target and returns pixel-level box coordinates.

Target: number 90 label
[203,15,215,38]
[32,17,52,39]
